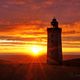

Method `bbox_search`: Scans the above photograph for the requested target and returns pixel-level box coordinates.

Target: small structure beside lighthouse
[47,18,63,64]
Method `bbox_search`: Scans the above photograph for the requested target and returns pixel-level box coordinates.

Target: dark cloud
[0,0,80,24]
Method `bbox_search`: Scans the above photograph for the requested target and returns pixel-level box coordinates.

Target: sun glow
[31,45,43,56]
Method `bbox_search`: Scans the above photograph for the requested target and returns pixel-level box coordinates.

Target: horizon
[0,53,80,62]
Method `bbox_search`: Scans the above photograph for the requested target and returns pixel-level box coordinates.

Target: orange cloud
[0,20,80,55]
[61,21,80,33]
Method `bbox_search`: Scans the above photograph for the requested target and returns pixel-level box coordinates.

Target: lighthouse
[47,18,63,64]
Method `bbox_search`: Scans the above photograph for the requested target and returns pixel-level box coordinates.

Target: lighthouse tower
[47,18,62,64]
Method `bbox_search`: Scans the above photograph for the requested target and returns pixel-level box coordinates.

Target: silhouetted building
[47,18,63,64]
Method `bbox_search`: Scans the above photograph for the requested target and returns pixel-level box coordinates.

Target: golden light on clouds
[0,21,80,56]
[62,48,80,53]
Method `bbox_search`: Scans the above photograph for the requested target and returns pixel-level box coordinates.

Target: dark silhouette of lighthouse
[47,18,63,64]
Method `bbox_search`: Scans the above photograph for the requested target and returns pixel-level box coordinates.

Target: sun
[31,45,43,56]
[24,45,46,57]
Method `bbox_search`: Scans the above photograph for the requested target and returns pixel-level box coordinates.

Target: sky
[0,0,80,56]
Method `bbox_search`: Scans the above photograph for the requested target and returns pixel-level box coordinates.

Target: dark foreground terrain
[0,60,80,80]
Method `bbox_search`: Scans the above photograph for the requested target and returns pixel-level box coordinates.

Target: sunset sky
[0,0,80,56]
